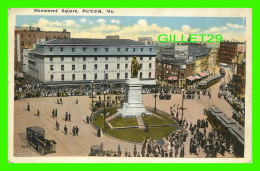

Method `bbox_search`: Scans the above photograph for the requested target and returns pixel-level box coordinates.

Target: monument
[118,57,155,117]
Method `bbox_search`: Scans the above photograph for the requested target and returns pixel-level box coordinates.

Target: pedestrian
[191,127,194,135]
[75,126,79,136]
[125,149,128,157]
[90,114,92,122]
[65,112,68,121]
[179,119,182,126]
[175,148,178,157]
[55,121,60,131]
[68,113,71,121]
[55,109,58,117]
[118,145,121,157]
[180,145,185,157]
[169,149,173,157]
[72,126,76,136]
[37,110,40,116]
[133,145,137,157]
[141,148,145,157]
[52,109,55,118]
[57,99,59,104]
[86,115,90,124]
[27,103,30,111]
[64,125,67,135]
[76,99,78,104]
[198,94,200,100]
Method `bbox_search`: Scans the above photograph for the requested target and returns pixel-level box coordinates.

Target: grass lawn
[93,107,177,143]
[142,113,175,126]
[105,126,175,143]
[110,116,139,127]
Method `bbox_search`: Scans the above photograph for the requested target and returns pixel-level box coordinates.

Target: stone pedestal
[118,78,146,117]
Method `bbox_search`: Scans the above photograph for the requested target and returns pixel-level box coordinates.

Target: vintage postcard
[8,8,252,163]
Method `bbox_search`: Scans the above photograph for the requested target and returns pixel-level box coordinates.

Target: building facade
[27,38,156,86]
[15,26,70,71]
[156,56,195,87]
[232,59,246,96]
[218,41,246,65]
[138,37,153,45]
[155,43,210,87]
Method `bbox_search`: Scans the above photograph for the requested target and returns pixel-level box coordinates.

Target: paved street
[13,68,236,157]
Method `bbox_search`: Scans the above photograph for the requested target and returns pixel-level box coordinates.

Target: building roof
[39,38,148,46]
[188,44,209,57]
[157,56,194,65]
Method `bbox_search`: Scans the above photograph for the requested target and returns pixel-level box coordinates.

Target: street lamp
[154,87,157,112]
[179,89,187,125]
[103,90,106,127]
[91,80,94,115]
[154,82,159,112]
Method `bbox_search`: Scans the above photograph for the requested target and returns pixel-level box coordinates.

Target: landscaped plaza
[14,67,240,158]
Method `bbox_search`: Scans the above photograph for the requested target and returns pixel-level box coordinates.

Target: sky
[16,15,247,42]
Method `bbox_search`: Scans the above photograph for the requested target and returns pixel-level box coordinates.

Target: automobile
[26,126,56,155]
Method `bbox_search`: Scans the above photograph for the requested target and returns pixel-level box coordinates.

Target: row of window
[50,63,152,71]
[49,47,153,52]
[20,34,36,38]
[49,56,153,61]
[21,41,36,46]
[20,34,67,39]
[50,72,152,81]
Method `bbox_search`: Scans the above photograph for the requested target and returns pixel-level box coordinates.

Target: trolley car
[198,75,222,89]
[206,105,244,157]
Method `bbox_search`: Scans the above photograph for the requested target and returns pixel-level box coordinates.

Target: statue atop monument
[131,56,140,78]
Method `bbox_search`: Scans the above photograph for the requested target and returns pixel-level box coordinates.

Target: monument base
[118,78,153,118]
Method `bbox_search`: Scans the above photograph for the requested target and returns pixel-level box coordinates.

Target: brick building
[155,52,195,87]
[232,59,246,96]
[218,41,246,65]
[155,43,210,87]
[15,26,70,71]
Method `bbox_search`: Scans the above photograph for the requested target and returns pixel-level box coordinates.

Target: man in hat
[27,103,30,111]
[64,125,68,135]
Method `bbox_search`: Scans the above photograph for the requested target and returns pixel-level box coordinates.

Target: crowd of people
[189,119,231,157]
[15,76,127,100]
[89,129,188,157]
[218,82,245,127]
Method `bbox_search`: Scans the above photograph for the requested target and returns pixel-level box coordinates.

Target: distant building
[155,43,210,87]
[106,35,120,39]
[232,59,246,96]
[156,54,195,87]
[204,42,220,49]
[138,37,153,45]
[208,48,219,73]
[27,38,156,87]
[218,41,246,65]
[15,26,70,71]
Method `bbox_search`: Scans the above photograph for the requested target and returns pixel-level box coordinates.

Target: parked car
[26,126,56,155]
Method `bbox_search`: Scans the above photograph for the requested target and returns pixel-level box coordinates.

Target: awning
[186,76,195,81]
[16,73,24,78]
[194,75,202,79]
[198,72,208,77]
[167,76,178,81]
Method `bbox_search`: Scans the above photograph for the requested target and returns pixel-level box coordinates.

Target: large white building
[27,38,156,86]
